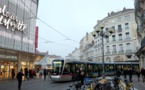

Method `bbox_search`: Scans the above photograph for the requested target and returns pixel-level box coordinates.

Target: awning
[0,47,44,62]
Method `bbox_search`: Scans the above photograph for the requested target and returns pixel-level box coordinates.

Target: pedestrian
[136,68,141,82]
[11,68,15,79]
[128,68,133,82]
[24,68,28,81]
[142,68,145,82]
[116,69,121,77]
[79,67,85,85]
[123,68,127,79]
[43,68,47,81]
[16,69,24,90]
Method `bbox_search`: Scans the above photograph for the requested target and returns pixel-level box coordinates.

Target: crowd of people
[10,68,51,90]
[116,67,145,82]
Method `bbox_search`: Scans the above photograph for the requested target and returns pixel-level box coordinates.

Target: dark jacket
[136,70,141,77]
[43,69,47,76]
[17,72,24,81]
[116,70,121,77]
[128,69,133,76]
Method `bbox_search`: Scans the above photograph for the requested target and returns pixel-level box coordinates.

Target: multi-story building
[0,0,44,79]
[80,32,94,61]
[70,48,80,60]
[134,0,145,68]
[93,8,139,62]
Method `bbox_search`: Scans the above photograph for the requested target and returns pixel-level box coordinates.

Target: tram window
[93,65,98,72]
[63,63,70,74]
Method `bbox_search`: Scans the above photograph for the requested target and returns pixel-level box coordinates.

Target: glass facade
[0,0,38,53]
[0,0,39,79]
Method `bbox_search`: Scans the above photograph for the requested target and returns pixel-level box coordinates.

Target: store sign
[0,5,26,31]
[0,54,17,60]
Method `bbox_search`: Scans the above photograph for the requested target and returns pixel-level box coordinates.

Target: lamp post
[92,24,115,78]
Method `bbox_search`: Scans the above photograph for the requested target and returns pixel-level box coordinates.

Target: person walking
[116,69,121,77]
[128,68,133,82]
[16,69,24,90]
[142,68,145,82]
[24,68,28,81]
[123,68,127,79]
[11,68,15,79]
[43,68,47,81]
[136,69,141,82]
[79,67,85,85]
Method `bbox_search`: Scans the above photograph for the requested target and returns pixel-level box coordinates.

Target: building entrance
[0,61,17,79]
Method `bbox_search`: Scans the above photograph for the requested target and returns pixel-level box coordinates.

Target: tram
[51,58,139,82]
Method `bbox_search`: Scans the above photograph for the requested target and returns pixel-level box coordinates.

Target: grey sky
[36,0,134,58]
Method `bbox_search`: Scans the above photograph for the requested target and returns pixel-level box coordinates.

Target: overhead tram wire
[20,0,79,43]
[23,31,76,48]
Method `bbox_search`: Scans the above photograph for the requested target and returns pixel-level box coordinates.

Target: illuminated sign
[0,54,17,60]
[0,5,27,31]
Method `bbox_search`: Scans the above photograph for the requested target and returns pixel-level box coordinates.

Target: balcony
[106,51,111,55]
[125,37,131,40]
[118,50,124,54]
[106,40,109,43]
[112,51,117,54]
[126,49,132,53]
[117,28,122,32]
[112,39,116,42]
[118,39,123,41]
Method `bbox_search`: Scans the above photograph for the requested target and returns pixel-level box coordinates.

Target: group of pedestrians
[116,67,145,82]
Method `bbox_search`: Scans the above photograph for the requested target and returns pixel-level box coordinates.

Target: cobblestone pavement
[0,75,145,90]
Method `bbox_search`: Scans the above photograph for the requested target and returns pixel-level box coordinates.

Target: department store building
[0,0,44,79]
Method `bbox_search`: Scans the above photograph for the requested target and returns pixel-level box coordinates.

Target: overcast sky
[36,0,134,58]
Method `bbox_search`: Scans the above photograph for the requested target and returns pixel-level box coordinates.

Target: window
[119,44,123,51]
[125,23,129,29]
[118,17,121,22]
[112,35,116,41]
[118,25,122,32]
[125,15,130,21]
[104,20,108,25]
[106,37,109,42]
[113,45,116,51]
[126,43,130,50]
[119,34,122,40]
[126,32,130,39]
[106,28,108,32]
[106,46,110,52]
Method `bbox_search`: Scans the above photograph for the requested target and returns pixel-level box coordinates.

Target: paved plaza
[0,75,145,90]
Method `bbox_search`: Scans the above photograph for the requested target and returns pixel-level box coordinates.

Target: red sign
[35,26,38,52]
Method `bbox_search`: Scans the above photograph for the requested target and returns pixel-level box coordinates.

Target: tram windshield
[52,60,64,75]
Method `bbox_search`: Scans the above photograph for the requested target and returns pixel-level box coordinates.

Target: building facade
[134,0,145,68]
[0,0,44,79]
[93,8,139,62]
[80,32,94,61]
[70,48,80,60]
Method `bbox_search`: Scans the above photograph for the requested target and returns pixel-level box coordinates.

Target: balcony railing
[126,49,132,53]
[106,40,109,43]
[118,39,123,41]
[119,50,124,54]
[112,39,116,42]
[112,51,117,54]
[125,37,131,40]
[106,51,111,55]
[117,28,122,32]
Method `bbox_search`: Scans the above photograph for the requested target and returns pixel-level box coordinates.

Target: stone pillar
[18,54,22,71]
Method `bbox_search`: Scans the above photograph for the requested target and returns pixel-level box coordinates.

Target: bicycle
[67,80,83,90]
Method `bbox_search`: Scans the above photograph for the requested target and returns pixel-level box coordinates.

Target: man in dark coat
[79,67,85,85]
[128,68,133,82]
[43,68,47,81]
[17,69,24,90]
[116,69,121,77]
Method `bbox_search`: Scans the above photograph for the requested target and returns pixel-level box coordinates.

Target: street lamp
[92,24,115,78]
